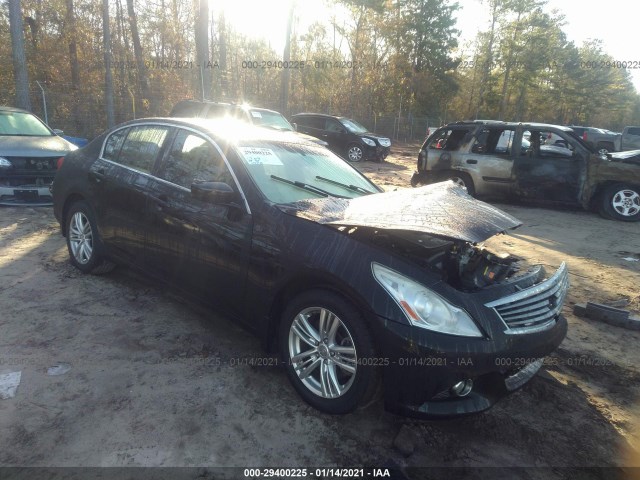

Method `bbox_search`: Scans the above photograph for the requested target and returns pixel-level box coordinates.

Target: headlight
[362,137,376,147]
[372,263,483,337]
[0,157,12,168]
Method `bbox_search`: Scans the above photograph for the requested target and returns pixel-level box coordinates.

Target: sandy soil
[0,143,639,478]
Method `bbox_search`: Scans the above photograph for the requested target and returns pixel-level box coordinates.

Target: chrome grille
[485,262,569,335]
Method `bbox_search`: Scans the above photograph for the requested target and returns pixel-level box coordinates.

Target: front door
[514,128,585,204]
[145,128,252,315]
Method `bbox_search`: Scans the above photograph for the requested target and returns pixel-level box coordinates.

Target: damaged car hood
[0,135,76,157]
[608,150,640,165]
[278,181,522,243]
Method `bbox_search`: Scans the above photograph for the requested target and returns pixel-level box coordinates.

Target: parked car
[170,99,327,147]
[291,113,391,162]
[52,118,568,418]
[0,106,77,206]
[567,125,619,154]
[620,126,640,151]
[411,120,640,222]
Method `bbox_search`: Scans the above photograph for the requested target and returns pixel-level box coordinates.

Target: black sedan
[52,118,568,417]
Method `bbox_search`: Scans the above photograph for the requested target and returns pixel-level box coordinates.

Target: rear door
[90,124,171,263]
[145,128,253,315]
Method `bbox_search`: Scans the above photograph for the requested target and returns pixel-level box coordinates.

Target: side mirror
[291,122,298,131]
[53,129,64,135]
[191,181,235,203]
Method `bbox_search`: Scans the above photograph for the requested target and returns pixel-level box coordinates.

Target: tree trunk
[476,0,500,118]
[280,1,295,114]
[195,0,211,100]
[103,0,115,128]
[126,0,152,114]
[66,0,82,133]
[218,12,228,99]
[9,0,31,110]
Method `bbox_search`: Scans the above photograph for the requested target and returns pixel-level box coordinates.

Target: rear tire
[279,289,380,414]
[598,184,640,222]
[66,201,116,274]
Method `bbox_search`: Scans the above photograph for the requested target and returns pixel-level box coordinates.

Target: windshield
[249,110,294,131]
[0,111,53,136]
[340,118,368,134]
[236,141,380,203]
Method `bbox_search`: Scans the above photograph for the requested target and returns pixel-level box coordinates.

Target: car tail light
[582,132,587,141]
[56,156,64,169]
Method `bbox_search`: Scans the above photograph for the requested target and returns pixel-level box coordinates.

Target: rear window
[427,127,471,151]
[115,126,169,173]
[627,127,640,136]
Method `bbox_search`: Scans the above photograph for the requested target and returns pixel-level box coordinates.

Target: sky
[212,0,640,90]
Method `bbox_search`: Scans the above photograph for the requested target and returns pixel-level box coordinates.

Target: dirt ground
[0,143,639,479]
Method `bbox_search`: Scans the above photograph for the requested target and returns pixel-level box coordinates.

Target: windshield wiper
[270,175,347,198]
[315,176,374,195]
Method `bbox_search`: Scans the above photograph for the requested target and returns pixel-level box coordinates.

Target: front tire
[66,201,115,274]
[598,184,640,221]
[279,290,379,414]
[346,144,364,162]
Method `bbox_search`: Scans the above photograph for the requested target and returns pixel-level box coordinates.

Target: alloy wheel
[611,189,640,217]
[288,307,357,398]
[69,211,93,264]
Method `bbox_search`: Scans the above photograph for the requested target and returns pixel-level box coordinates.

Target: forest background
[3,0,639,140]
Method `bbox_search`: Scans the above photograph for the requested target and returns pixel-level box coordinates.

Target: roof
[448,120,574,132]
[0,106,33,114]
[112,117,315,146]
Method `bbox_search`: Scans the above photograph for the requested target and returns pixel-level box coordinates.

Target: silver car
[0,107,77,206]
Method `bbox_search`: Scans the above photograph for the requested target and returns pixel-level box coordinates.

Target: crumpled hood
[608,150,640,164]
[278,181,522,243]
[0,135,77,157]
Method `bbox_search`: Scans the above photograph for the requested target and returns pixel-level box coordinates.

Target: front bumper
[0,183,53,206]
[364,144,390,161]
[372,312,567,418]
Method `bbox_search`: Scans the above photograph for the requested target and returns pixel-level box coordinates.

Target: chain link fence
[23,82,438,144]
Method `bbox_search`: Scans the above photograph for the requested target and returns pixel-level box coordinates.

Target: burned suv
[411,120,640,222]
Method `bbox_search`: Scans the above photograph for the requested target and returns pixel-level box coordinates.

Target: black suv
[170,100,327,147]
[291,113,391,162]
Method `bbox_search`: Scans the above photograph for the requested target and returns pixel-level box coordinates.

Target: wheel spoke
[330,345,355,355]
[320,361,341,397]
[297,356,321,379]
[292,314,320,347]
[291,348,317,364]
[333,355,356,374]
[327,315,340,342]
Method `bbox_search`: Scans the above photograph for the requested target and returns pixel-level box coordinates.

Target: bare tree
[103,0,115,127]
[9,0,31,110]
[195,0,211,100]
[280,1,295,114]
[126,0,152,113]
[65,0,82,132]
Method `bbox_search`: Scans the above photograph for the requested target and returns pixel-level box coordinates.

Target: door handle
[466,159,478,164]
[88,168,106,182]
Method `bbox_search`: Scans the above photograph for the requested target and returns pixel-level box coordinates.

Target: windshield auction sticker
[238,147,283,165]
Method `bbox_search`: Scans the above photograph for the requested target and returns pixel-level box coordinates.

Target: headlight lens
[362,137,376,147]
[0,157,12,168]
[372,263,483,337]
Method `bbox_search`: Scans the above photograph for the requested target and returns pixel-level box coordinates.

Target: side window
[325,119,344,133]
[117,126,169,173]
[304,116,326,130]
[428,128,468,151]
[159,129,233,189]
[171,102,202,117]
[102,128,128,161]
[627,127,640,136]
[523,130,574,158]
[472,128,516,155]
